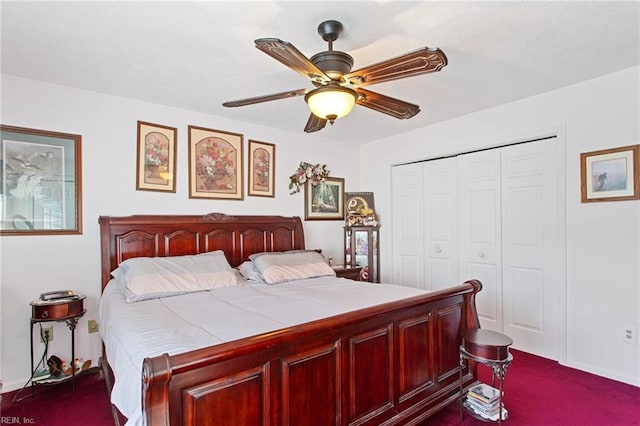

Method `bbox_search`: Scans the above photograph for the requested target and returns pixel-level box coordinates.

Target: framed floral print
[136,121,177,192]
[1,125,82,235]
[304,177,345,220]
[248,140,275,197]
[188,125,243,200]
[580,144,639,203]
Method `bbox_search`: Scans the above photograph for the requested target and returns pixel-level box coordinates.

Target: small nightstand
[459,328,513,424]
[333,266,363,281]
[29,295,86,393]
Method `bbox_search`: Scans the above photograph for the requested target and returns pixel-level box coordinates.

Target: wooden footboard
[142,279,482,426]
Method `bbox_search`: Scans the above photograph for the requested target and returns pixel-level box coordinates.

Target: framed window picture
[136,121,177,193]
[580,144,639,203]
[188,125,243,200]
[248,140,275,197]
[304,177,345,220]
[0,125,82,235]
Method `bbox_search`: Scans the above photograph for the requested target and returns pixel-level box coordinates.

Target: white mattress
[99,276,426,426]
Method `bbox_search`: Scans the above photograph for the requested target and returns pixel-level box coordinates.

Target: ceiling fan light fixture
[305,85,357,124]
[224,19,448,133]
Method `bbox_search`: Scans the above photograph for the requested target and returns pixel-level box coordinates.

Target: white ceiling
[1,1,639,144]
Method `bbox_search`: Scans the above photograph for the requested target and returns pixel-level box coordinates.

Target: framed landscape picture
[248,140,275,197]
[580,144,639,203]
[136,121,177,192]
[188,125,243,200]
[304,177,345,220]
[0,125,82,235]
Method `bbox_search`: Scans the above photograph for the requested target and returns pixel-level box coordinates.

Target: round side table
[459,328,513,424]
[29,295,86,394]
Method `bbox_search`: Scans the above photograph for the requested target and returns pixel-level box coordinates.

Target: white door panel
[509,187,543,248]
[506,266,544,332]
[424,158,457,291]
[392,164,424,289]
[467,261,501,331]
[399,195,422,254]
[428,258,455,291]
[501,140,558,359]
[458,149,502,331]
[397,256,422,288]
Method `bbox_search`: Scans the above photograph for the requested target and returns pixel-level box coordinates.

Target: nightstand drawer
[30,296,85,321]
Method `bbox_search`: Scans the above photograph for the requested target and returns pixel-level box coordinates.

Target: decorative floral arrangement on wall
[289,161,330,194]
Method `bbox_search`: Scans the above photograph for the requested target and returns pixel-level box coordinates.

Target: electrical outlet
[622,325,636,344]
[88,320,99,334]
[41,326,53,343]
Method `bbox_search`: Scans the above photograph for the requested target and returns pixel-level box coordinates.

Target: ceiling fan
[222,20,448,133]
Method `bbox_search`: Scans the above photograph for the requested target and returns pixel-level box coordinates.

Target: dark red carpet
[1,369,113,426]
[2,350,638,425]
[425,349,640,425]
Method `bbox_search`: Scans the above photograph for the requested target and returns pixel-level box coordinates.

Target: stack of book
[463,382,508,421]
[32,369,52,382]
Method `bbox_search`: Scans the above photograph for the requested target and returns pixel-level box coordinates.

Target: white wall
[360,66,640,386]
[0,74,360,391]
[2,66,638,391]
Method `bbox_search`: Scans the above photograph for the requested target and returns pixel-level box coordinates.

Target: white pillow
[237,261,265,283]
[248,250,335,285]
[114,250,240,302]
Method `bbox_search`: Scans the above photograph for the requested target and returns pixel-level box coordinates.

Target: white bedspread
[99,276,426,426]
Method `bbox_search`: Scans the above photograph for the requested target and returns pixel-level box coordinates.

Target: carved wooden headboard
[98,213,305,290]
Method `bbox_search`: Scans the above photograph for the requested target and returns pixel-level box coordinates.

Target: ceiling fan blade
[223,89,307,107]
[304,114,328,133]
[345,47,447,87]
[255,38,331,84]
[356,88,420,119]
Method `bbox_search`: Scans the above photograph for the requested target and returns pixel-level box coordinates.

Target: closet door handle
[435,247,442,254]
[478,252,485,258]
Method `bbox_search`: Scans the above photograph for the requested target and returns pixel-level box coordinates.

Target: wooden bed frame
[99,213,481,426]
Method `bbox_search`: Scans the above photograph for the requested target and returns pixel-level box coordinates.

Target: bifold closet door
[392,138,560,358]
[423,157,458,291]
[457,140,559,357]
[457,149,503,333]
[393,153,495,296]
[391,158,458,291]
[500,140,559,359]
[391,163,424,288]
